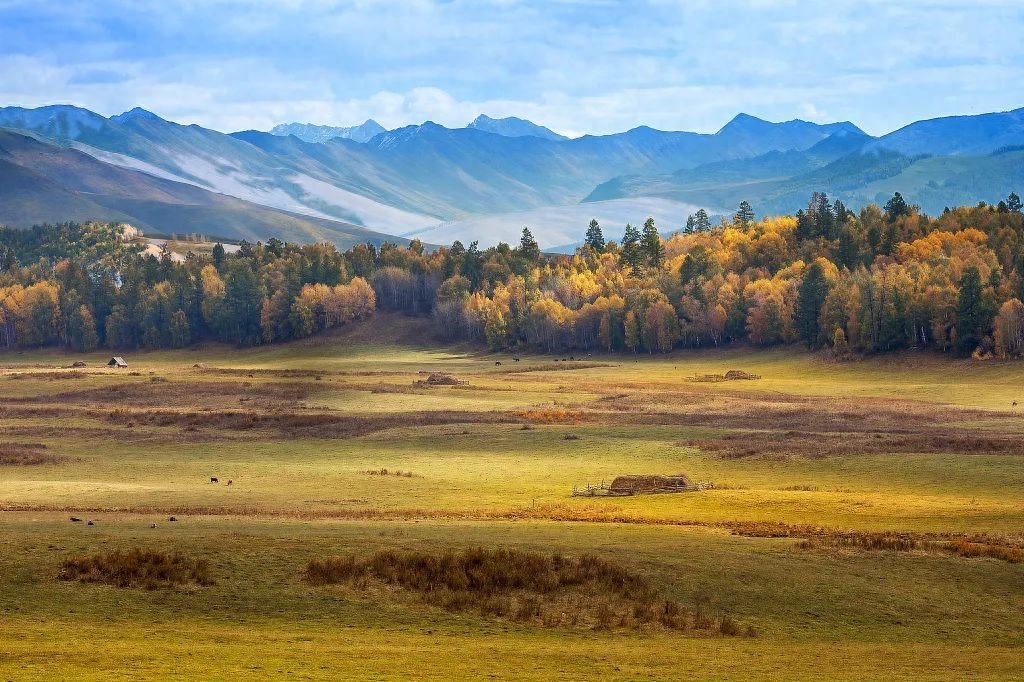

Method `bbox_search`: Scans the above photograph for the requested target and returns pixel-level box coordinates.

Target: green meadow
[1,317,1022,680]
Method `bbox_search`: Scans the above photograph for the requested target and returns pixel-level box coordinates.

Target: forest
[1,191,1024,359]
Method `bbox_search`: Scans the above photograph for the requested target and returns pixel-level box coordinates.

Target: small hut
[107,356,128,368]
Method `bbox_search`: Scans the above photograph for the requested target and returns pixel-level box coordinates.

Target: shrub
[58,549,214,589]
[304,546,744,634]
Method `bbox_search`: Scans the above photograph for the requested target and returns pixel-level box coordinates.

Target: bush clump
[58,549,215,589]
[306,547,750,634]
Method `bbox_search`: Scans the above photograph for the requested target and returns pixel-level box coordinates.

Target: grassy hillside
[0,322,1021,679]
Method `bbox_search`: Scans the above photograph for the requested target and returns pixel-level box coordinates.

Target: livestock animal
[69,517,81,522]
[495,361,502,366]
[210,477,219,483]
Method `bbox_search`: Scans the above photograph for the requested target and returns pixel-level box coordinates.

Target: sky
[1,0,1022,137]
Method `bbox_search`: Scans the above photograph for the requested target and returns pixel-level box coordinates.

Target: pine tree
[694,209,711,233]
[794,261,830,347]
[955,266,984,355]
[684,214,697,234]
[517,227,541,263]
[212,242,226,269]
[621,223,642,269]
[640,217,664,268]
[734,201,755,228]
[1007,192,1022,214]
[884,192,910,222]
[584,219,605,251]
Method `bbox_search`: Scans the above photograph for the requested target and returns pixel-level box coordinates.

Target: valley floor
[1,325,1022,679]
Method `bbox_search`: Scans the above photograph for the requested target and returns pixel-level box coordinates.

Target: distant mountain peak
[717,113,864,137]
[269,119,387,144]
[111,107,163,123]
[466,114,567,141]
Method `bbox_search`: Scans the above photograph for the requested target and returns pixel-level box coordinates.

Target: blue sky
[1,0,1022,136]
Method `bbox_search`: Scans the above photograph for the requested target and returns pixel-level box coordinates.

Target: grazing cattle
[495,361,502,366]
[70,517,82,523]
[513,357,520,362]
[87,521,94,526]
[227,480,233,486]
[210,477,219,483]
[168,516,177,522]
[150,523,157,529]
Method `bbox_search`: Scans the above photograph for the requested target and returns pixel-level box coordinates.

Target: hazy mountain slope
[403,197,706,250]
[269,120,386,144]
[466,115,567,141]
[584,130,872,204]
[2,105,863,226]
[0,130,404,246]
[868,107,1024,156]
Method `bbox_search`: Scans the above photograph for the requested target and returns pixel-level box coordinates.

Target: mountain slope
[869,107,1024,156]
[0,130,404,247]
[2,105,864,226]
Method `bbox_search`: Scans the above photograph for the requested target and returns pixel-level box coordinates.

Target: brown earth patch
[0,442,68,465]
[680,429,1024,459]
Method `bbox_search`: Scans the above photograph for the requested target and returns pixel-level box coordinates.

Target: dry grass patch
[102,408,514,437]
[0,442,67,465]
[58,549,214,589]
[305,547,750,635]
[683,429,1024,460]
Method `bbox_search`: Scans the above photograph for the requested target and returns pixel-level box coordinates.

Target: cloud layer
[1,0,1022,135]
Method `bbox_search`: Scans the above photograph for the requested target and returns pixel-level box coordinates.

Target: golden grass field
[1,314,1022,680]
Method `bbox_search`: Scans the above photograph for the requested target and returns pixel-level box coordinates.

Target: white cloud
[0,0,1022,135]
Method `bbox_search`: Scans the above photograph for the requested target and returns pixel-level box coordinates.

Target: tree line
[1,190,1024,359]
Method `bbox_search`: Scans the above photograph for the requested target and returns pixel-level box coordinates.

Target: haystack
[608,474,694,494]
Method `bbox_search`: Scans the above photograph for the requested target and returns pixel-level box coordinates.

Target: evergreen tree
[955,266,985,355]
[684,214,697,234]
[734,201,755,228]
[694,209,711,233]
[640,217,664,268]
[794,261,830,347]
[584,219,605,251]
[884,192,910,222]
[517,227,541,263]
[836,226,860,269]
[621,223,642,269]
[1007,192,1022,214]
[223,261,263,346]
[795,209,815,241]
[212,242,226,269]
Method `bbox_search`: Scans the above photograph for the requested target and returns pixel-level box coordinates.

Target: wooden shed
[107,356,128,368]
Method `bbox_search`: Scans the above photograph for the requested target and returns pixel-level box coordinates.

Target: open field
[1,315,1023,679]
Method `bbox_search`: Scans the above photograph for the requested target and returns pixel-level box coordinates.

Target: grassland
[1,315,1022,679]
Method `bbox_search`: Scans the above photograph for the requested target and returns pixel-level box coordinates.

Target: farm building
[107,357,128,368]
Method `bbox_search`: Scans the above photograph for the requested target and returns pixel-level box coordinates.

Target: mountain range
[1,104,1022,248]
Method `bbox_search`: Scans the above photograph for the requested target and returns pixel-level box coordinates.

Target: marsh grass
[58,549,215,589]
[0,442,67,466]
[305,547,749,635]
